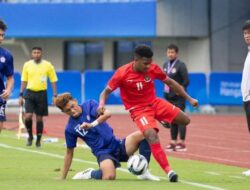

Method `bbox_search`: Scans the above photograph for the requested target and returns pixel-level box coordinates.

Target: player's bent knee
[173,112,190,125]
[144,129,159,144]
[184,117,190,125]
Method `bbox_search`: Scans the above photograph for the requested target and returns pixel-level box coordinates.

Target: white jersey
[241,46,250,102]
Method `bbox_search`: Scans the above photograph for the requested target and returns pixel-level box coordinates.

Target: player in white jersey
[241,20,250,176]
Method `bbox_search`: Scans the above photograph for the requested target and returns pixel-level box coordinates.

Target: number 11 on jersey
[136,82,143,90]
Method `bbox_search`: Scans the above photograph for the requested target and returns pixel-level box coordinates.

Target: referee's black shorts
[24,89,48,116]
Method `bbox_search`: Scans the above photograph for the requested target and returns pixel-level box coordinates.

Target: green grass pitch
[0,131,249,190]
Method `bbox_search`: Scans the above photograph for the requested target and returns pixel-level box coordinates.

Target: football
[127,154,148,175]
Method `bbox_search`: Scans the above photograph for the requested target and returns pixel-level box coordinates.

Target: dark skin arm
[81,109,111,129]
[97,88,112,115]
[164,77,198,107]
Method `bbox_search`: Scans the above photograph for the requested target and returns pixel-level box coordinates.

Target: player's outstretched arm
[164,77,199,107]
[81,109,111,129]
[61,148,74,180]
[98,88,112,115]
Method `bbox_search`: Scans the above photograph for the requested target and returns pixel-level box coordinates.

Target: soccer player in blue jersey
[55,92,159,181]
[0,19,14,133]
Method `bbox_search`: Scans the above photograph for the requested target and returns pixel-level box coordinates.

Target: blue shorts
[0,101,6,121]
[97,138,129,168]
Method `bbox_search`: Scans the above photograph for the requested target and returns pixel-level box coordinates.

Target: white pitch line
[179,179,226,190]
[178,152,250,166]
[205,171,221,176]
[229,175,245,179]
[0,143,225,190]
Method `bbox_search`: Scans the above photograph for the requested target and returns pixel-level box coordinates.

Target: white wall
[3,38,210,73]
[153,38,210,73]
[3,39,64,72]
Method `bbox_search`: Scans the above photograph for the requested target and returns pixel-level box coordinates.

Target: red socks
[150,143,171,173]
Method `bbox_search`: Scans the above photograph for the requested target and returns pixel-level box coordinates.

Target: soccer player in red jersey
[98,45,198,182]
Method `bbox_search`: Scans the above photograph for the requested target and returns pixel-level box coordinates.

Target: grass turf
[0,131,249,190]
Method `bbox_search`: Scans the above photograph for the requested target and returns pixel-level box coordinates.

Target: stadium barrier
[83,71,208,106]
[7,71,243,107]
[209,72,242,106]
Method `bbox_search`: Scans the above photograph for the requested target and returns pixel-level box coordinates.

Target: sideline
[0,143,225,190]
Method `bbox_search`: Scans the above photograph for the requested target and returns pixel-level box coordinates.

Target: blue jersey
[65,100,121,158]
[0,47,14,99]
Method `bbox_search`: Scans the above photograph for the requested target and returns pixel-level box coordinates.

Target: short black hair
[134,45,153,58]
[32,47,43,51]
[242,20,250,31]
[0,19,7,31]
[167,44,179,53]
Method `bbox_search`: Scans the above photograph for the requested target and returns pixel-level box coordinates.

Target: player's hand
[80,122,93,129]
[0,89,11,100]
[189,98,199,107]
[18,96,24,106]
[97,105,105,115]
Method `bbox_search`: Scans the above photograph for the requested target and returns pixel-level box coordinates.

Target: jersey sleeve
[3,53,14,77]
[179,62,189,88]
[107,69,122,91]
[153,64,168,81]
[48,63,58,83]
[21,63,28,82]
[65,128,77,148]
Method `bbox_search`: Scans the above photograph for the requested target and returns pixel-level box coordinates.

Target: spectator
[163,44,189,152]
[241,20,250,176]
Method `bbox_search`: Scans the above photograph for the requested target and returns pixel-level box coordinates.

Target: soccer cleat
[72,168,94,180]
[26,137,33,146]
[165,143,176,152]
[137,169,160,181]
[36,141,41,148]
[168,170,178,182]
[175,143,187,152]
[242,169,250,176]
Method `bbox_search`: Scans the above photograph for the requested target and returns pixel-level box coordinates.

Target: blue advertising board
[83,71,122,104]
[9,72,21,99]
[83,70,165,104]
[83,71,208,106]
[187,73,208,105]
[209,72,242,105]
[10,71,243,106]
[47,71,82,105]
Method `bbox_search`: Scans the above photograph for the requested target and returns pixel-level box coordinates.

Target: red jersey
[107,61,167,110]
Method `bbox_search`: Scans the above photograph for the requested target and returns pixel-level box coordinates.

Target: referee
[19,47,58,147]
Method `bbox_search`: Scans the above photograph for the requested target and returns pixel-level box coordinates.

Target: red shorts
[129,98,180,133]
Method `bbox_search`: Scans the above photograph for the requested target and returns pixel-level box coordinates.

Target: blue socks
[91,169,102,179]
[139,139,151,163]
[91,139,151,180]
